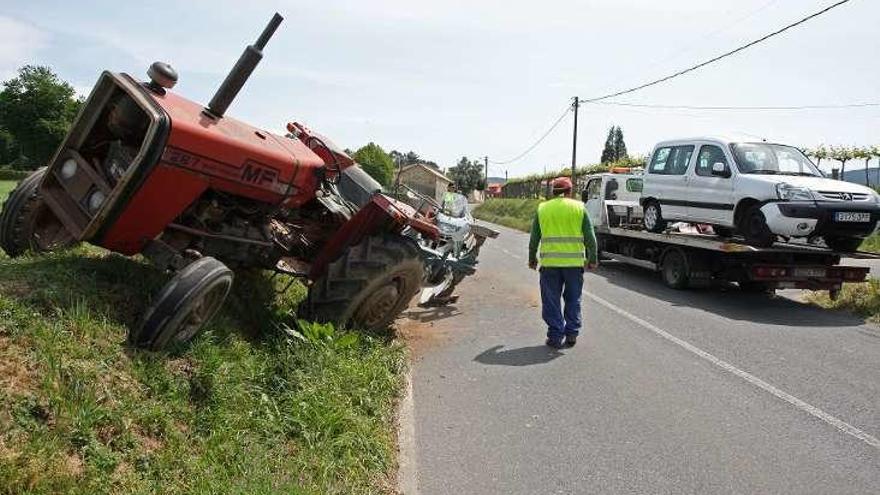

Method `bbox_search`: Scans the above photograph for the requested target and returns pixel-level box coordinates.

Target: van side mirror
[711,162,731,178]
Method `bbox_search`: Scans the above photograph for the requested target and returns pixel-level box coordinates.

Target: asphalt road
[405,223,880,495]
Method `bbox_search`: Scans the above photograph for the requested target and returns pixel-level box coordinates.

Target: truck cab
[580,170,644,228]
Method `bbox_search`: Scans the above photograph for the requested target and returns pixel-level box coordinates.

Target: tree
[0,66,83,169]
[353,142,395,186]
[613,126,628,162]
[853,147,872,187]
[0,127,14,165]
[600,125,628,163]
[447,156,484,195]
[829,145,853,180]
[809,145,828,170]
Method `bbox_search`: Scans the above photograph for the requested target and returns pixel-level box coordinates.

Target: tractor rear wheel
[304,234,424,331]
[0,167,76,257]
[130,256,233,350]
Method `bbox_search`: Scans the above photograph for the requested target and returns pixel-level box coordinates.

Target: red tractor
[0,14,440,349]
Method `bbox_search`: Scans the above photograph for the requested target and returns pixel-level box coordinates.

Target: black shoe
[545,338,564,349]
[564,335,577,348]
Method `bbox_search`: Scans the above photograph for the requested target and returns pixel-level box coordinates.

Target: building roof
[398,163,453,183]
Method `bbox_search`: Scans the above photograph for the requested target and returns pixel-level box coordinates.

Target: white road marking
[500,247,523,260]
[584,290,880,451]
[485,227,880,451]
[397,369,420,494]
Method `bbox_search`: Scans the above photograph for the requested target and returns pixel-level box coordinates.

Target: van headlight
[776,183,814,201]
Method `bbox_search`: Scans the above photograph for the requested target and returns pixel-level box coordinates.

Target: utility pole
[484,156,488,183]
[571,96,580,189]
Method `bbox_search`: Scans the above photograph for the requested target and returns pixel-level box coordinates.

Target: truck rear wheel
[130,257,233,350]
[660,248,689,289]
[305,234,424,331]
[0,167,76,257]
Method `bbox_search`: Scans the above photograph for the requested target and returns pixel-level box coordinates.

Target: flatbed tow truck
[581,172,877,297]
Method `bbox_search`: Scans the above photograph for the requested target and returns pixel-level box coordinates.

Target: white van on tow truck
[640,137,880,252]
[580,170,874,297]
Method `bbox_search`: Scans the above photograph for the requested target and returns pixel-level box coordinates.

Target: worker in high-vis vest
[528,177,598,349]
[442,183,458,214]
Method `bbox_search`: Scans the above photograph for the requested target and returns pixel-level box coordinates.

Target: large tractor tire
[0,167,76,257]
[304,234,425,331]
[129,256,233,350]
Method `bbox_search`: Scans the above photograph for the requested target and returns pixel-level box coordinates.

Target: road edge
[397,362,419,495]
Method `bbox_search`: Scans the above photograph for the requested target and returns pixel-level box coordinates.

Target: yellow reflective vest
[537,197,586,267]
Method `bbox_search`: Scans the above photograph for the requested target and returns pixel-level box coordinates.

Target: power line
[488,105,571,165]
[587,100,880,111]
[580,0,854,104]
[596,0,781,94]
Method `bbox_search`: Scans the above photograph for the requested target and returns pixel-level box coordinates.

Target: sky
[1,0,877,178]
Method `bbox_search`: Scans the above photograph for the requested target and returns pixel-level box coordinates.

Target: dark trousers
[539,267,584,340]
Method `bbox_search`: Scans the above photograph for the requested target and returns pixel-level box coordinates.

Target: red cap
[551,177,573,192]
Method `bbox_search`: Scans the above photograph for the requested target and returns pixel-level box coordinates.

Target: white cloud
[0,16,49,79]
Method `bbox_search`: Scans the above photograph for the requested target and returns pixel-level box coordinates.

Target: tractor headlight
[60,158,78,180]
[776,183,814,201]
[87,190,106,213]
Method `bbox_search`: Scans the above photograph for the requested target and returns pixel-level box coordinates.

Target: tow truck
[580,171,875,297]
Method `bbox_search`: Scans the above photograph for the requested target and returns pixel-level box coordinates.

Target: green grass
[859,233,880,253]
[805,279,880,323]
[0,244,406,493]
[0,180,16,202]
[473,198,541,232]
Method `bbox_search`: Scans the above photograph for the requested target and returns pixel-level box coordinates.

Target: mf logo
[240,162,278,186]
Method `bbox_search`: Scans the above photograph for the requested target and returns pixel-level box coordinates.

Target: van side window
[650,146,693,175]
[649,148,671,174]
[670,145,695,175]
[696,145,728,177]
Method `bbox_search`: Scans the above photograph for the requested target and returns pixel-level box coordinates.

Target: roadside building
[395,163,453,203]
[486,183,503,198]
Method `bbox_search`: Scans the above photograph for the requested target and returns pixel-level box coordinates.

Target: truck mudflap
[749,265,869,290]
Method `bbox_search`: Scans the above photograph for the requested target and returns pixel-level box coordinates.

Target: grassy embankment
[476,196,880,323]
[473,198,540,232]
[0,180,406,494]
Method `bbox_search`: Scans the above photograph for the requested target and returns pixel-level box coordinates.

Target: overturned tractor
[0,13,469,349]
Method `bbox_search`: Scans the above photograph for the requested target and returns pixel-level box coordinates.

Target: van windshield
[730,143,823,177]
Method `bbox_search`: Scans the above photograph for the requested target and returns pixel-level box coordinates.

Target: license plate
[794,268,827,278]
[835,212,871,222]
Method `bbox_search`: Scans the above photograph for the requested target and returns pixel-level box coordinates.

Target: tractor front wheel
[304,234,424,331]
[130,256,233,350]
[0,167,76,257]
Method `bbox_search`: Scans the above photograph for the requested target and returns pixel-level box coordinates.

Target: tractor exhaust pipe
[205,12,283,118]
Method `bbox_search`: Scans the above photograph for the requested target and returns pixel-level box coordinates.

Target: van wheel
[643,200,667,233]
[660,248,689,289]
[739,205,775,247]
[823,236,862,253]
